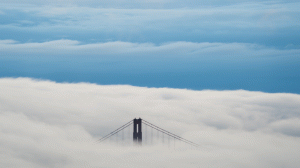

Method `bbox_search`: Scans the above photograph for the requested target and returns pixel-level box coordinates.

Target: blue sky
[0,0,299,93]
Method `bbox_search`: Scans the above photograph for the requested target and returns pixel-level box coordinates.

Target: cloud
[4,4,299,29]
[0,77,300,167]
[1,2,299,47]
[2,0,300,8]
[0,39,17,44]
[1,39,299,60]
[269,118,300,137]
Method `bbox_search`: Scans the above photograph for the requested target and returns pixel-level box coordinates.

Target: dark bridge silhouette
[98,118,199,148]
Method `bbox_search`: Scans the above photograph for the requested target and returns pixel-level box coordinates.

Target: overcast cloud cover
[1,78,300,167]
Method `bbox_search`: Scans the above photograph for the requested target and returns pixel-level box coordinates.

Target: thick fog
[0,78,300,167]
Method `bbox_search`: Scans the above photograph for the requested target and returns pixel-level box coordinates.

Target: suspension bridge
[98,118,199,148]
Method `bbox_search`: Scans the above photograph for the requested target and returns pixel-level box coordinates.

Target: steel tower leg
[133,118,142,144]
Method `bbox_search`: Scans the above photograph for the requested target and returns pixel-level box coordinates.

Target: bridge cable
[143,122,199,147]
[98,120,133,142]
[143,120,199,147]
[142,122,199,147]
[142,121,199,147]
[98,122,133,143]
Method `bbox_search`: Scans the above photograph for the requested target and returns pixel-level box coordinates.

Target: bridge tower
[133,118,142,143]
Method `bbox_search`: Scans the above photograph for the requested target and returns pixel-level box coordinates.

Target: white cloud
[2,0,299,8]
[1,40,299,60]
[1,2,299,48]
[0,78,300,167]
[1,3,299,34]
[0,39,17,44]
[7,4,300,28]
[269,118,300,137]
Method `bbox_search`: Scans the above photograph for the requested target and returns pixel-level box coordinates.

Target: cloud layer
[1,39,299,58]
[1,2,299,47]
[2,0,300,8]
[0,78,300,167]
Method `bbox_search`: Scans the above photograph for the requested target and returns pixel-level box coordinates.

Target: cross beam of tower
[133,118,142,143]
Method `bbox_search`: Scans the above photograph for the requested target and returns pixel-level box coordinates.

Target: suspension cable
[142,122,199,147]
[99,122,133,143]
[97,118,199,148]
[142,122,194,146]
[98,120,133,142]
[143,122,198,147]
[143,119,199,147]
